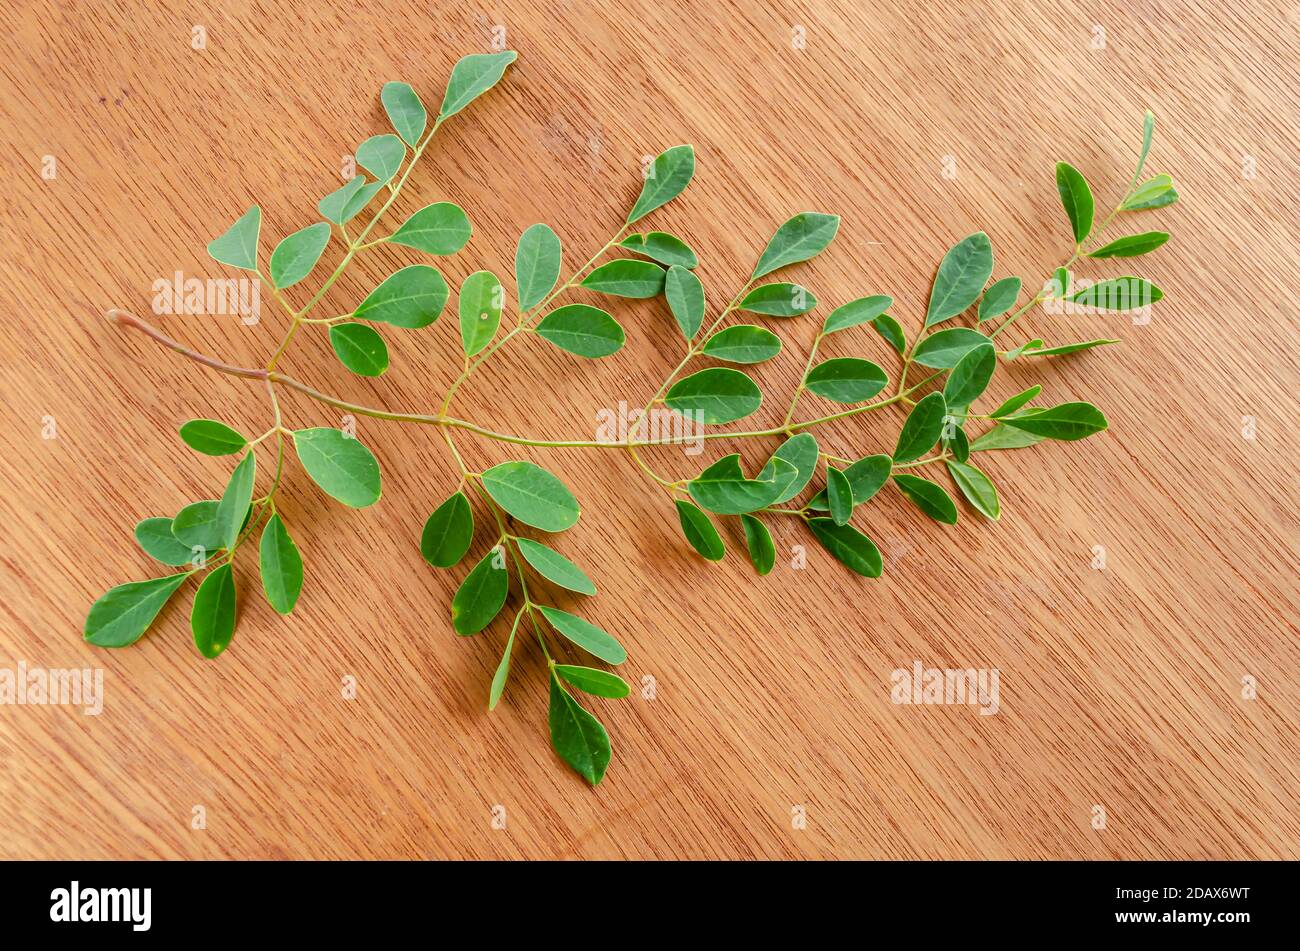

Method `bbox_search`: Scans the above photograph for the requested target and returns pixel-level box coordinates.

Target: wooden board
[1,0,1296,859]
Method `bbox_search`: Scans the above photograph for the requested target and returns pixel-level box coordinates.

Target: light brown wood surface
[1,0,1296,860]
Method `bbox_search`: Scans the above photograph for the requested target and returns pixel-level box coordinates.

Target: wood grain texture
[1,0,1297,859]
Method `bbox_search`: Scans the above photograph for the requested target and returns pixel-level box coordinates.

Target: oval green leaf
[674,499,724,561]
[420,491,474,568]
[977,276,1022,322]
[912,327,991,369]
[893,473,958,524]
[440,50,517,119]
[481,461,579,532]
[354,264,448,328]
[135,517,196,566]
[179,419,246,456]
[618,231,697,268]
[389,202,472,255]
[171,500,224,555]
[626,145,695,224]
[665,264,705,340]
[207,206,260,271]
[381,81,427,146]
[699,325,781,364]
[808,518,882,577]
[998,402,1108,441]
[762,432,819,504]
[751,212,840,280]
[516,537,596,596]
[827,466,853,525]
[740,514,776,576]
[1066,277,1163,311]
[579,259,665,298]
[259,513,303,614]
[942,344,996,409]
[1055,162,1095,243]
[804,357,888,404]
[270,222,331,290]
[664,367,762,425]
[807,453,891,510]
[538,606,626,664]
[85,573,190,648]
[548,672,611,785]
[822,295,893,334]
[292,428,381,508]
[458,270,502,357]
[329,322,389,377]
[554,665,630,699]
[925,232,993,327]
[451,547,509,635]
[535,304,625,358]
[894,392,948,462]
[216,453,256,551]
[515,223,562,311]
[872,314,906,354]
[738,282,816,316]
[1087,232,1170,259]
[947,460,1000,520]
[191,563,237,659]
[356,133,405,184]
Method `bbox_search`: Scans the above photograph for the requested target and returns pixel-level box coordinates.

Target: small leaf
[1087,232,1170,259]
[420,491,473,568]
[945,424,970,463]
[942,344,996,408]
[216,453,256,551]
[179,419,246,456]
[827,466,853,525]
[893,392,948,462]
[259,514,303,614]
[1055,162,1095,243]
[871,314,906,354]
[458,270,503,357]
[1052,267,1070,297]
[925,232,994,327]
[191,563,237,659]
[626,145,695,224]
[808,454,891,510]
[451,548,509,635]
[481,461,579,532]
[381,81,427,146]
[699,325,781,364]
[911,327,991,369]
[535,304,625,358]
[516,537,596,595]
[807,518,882,577]
[84,573,190,648]
[822,295,893,334]
[389,202,472,255]
[804,357,887,404]
[893,474,958,524]
[135,518,195,566]
[664,367,762,425]
[329,322,389,376]
[1135,110,1155,182]
[555,665,630,698]
[207,206,260,271]
[579,259,665,298]
[688,454,791,515]
[989,385,1042,418]
[665,264,705,340]
[548,672,612,785]
[740,514,775,576]
[354,265,448,328]
[538,606,626,664]
[1006,338,1119,358]
[970,425,1044,451]
[999,402,1108,441]
[356,134,405,184]
[1121,174,1173,210]
[947,460,1000,520]
[618,231,697,268]
[171,500,224,554]
[269,222,331,289]
[293,428,381,508]
[675,499,724,560]
[440,50,517,119]
[1122,185,1178,211]
[1067,277,1163,311]
[761,432,819,504]
[977,277,1021,322]
[751,212,840,280]
[738,282,816,316]
[318,177,371,225]
[488,614,517,710]
[515,223,562,311]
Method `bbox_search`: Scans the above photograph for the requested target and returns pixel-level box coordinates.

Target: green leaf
[580,259,665,298]
[481,461,579,532]
[179,419,246,456]
[822,295,893,334]
[808,454,892,510]
[258,514,303,614]
[292,428,381,508]
[488,614,517,710]
[329,322,389,376]
[977,277,1021,322]
[664,367,762,425]
[999,402,1108,441]
[171,500,224,554]
[947,460,1000,520]
[761,432,819,503]
[269,222,331,289]
[971,425,1044,451]
[665,264,705,340]
[1122,185,1178,211]
[871,314,906,354]
[740,514,775,576]
[451,548,509,635]
[535,304,625,358]
[318,177,371,225]
[687,454,792,515]
[440,50,517,119]
[893,474,958,524]
[555,665,630,699]
[626,145,695,224]
[1052,267,1071,298]
[216,453,256,551]
[389,202,472,255]
[1055,162,1095,243]
[515,223,562,311]
[1006,338,1119,359]
[925,232,993,327]
[381,81,427,146]
[539,606,626,664]
[807,518,882,577]
[516,538,596,595]
[804,357,887,404]
[942,344,996,408]
[458,270,503,357]
[911,327,991,369]
[1087,232,1169,259]
[738,282,816,316]
[341,180,386,221]
[1067,277,1163,311]
[751,212,840,280]
[675,499,724,560]
[354,265,448,328]
[989,385,1041,417]
[135,517,196,566]
[1135,110,1155,182]
[191,563,237,659]
[420,491,474,568]
[827,466,853,525]
[699,325,781,364]
[618,231,697,268]
[356,134,405,184]
[84,573,191,648]
[893,392,947,462]
[207,206,260,271]
[945,424,970,463]
[548,672,612,785]
[1121,174,1173,210]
